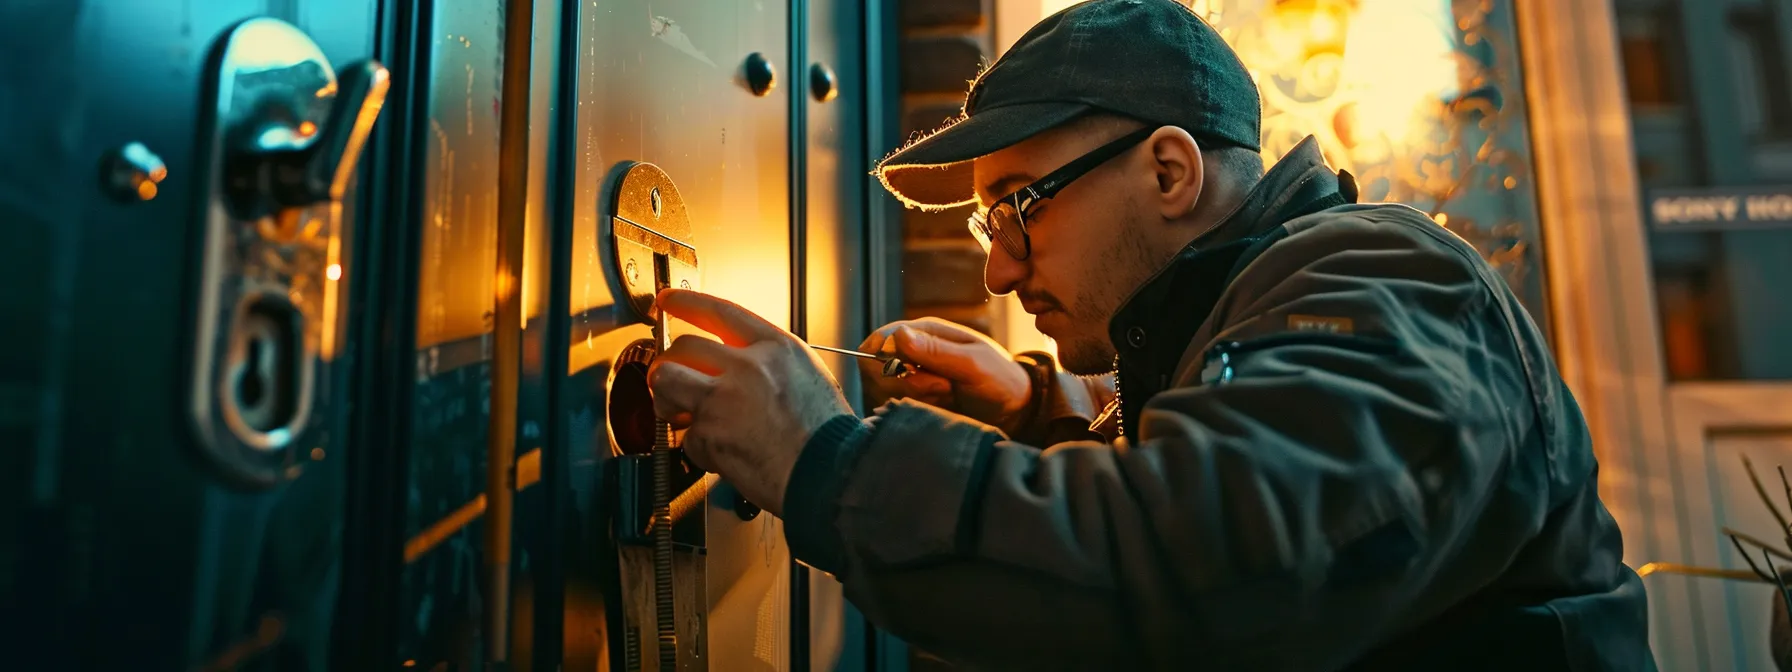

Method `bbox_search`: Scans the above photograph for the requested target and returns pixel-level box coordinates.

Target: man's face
[973,126,1166,375]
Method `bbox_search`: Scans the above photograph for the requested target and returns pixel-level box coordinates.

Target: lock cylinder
[607,339,660,457]
[226,294,306,441]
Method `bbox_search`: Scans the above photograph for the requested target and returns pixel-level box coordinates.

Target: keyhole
[229,297,301,437]
[239,336,267,409]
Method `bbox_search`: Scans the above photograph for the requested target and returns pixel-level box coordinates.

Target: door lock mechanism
[223,59,390,223]
[190,17,390,487]
[602,162,709,670]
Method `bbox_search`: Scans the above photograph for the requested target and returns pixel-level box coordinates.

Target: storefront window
[1615,0,1792,381]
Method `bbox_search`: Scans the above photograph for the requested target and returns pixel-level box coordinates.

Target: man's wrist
[783,413,873,577]
[1003,353,1055,440]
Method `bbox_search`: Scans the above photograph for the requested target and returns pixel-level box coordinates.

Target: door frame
[1517,0,1792,668]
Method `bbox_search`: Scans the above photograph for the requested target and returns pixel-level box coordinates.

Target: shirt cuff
[783,413,874,577]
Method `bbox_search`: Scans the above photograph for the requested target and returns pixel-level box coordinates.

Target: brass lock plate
[603,161,700,325]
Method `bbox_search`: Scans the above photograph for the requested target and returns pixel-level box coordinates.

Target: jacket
[782,136,1655,670]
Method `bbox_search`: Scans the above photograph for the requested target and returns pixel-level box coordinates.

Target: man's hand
[857,317,1032,435]
[646,288,853,517]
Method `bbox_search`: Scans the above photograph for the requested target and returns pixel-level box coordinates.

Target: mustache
[1016,289,1063,312]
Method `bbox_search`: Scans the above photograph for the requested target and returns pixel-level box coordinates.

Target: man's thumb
[892,325,977,377]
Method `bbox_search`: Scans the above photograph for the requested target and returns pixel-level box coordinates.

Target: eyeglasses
[967,125,1160,261]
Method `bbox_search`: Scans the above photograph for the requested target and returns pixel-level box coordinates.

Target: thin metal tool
[808,343,917,378]
[651,259,677,671]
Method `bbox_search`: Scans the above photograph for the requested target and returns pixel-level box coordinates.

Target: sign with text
[1647,187,1792,232]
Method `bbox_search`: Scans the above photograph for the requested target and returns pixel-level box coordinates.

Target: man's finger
[899,371,954,396]
[659,334,747,376]
[679,427,717,472]
[858,328,892,356]
[647,360,716,419]
[891,325,981,378]
[657,288,787,346]
[857,355,952,396]
[904,317,987,344]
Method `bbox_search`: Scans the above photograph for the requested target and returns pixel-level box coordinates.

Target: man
[646,0,1652,668]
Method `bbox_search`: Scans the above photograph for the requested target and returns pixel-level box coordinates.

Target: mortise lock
[189,17,389,488]
[602,162,709,672]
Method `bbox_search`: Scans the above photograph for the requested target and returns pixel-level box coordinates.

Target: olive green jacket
[785,137,1653,670]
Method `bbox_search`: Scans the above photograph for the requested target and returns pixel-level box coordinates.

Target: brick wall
[896,0,996,335]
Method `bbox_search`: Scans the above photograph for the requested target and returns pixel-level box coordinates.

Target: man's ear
[1148,127,1204,219]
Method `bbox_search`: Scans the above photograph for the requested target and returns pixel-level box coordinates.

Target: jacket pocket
[1199,332,1401,386]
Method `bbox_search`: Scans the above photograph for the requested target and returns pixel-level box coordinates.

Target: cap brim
[875,101,1093,211]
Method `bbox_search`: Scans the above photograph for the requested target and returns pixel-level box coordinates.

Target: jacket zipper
[1110,332,1396,437]
[1201,332,1400,386]
[1111,353,1124,440]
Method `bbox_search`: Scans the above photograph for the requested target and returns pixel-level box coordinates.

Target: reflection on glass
[417,29,502,349]
[1188,0,1551,326]
[1023,0,1552,331]
[400,0,505,664]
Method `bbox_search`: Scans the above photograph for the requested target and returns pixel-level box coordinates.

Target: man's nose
[983,242,1026,296]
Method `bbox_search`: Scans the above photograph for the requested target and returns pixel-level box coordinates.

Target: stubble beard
[1054,213,1162,376]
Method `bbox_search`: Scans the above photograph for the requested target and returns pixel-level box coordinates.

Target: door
[559,2,799,669]
[0,0,891,668]
[352,0,855,669]
[801,0,882,666]
[1519,0,1792,669]
[0,2,383,670]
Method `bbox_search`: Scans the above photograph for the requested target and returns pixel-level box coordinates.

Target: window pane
[1620,1,1792,381]
[1194,0,1555,335]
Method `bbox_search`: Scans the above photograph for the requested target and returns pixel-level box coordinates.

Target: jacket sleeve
[1007,351,1117,446]
[780,213,1553,670]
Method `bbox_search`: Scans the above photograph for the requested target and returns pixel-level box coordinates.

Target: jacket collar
[1104,137,1349,432]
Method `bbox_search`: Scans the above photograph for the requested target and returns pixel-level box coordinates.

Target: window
[992,0,1556,351]
[1727,7,1792,141]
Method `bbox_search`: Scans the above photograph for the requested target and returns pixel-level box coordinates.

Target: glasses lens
[988,203,1029,259]
[966,212,995,253]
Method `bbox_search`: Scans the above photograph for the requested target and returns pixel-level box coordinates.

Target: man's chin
[1054,339,1118,376]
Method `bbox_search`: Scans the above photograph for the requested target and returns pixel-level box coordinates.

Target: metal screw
[101,142,168,202]
[625,259,640,285]
[734,494,761,521]
[809,63,838,103]
[650,187,663,218]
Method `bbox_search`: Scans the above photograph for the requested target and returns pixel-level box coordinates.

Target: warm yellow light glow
[1018,0,1465,183]
[322,207,343,361]
[1336,0,1459,145]
[522,201,541,330]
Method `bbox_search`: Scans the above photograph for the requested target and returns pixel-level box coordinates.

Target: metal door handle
[191,17,389,487]
[227,60,390,221]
